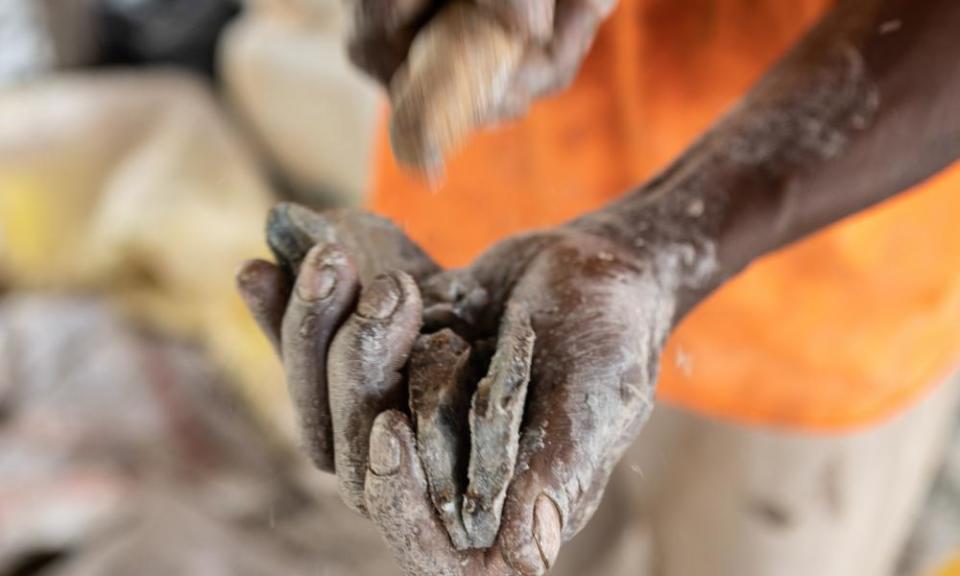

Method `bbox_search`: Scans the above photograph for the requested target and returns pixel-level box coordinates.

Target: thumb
[364,411,463,576]
[495,467,565,576]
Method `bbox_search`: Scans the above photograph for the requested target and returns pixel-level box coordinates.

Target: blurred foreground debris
[0,71,292,435]
[0,296,399,576]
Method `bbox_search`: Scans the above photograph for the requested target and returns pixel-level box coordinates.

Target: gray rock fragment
[462,303,535,548]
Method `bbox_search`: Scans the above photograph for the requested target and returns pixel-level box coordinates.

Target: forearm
[573,0,960,317]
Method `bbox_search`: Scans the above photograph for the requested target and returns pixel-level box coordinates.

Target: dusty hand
[364,227,676,575]
[237,204,676,575]
[350,0,617,112]
[347,0,618,168]
[236,203,440,513]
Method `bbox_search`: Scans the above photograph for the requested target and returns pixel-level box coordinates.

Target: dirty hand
[350,0,618,114]
[363,225,677,575]
[236,203,442,514]
[236,204,678,575]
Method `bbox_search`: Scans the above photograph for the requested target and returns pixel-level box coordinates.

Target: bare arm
[240,2,960,574]
[575,0,960,316]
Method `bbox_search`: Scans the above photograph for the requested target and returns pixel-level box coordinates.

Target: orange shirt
[369,0,960,430]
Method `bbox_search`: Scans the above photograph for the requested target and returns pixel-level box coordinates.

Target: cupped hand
[363,226,676,575]
[236,203,440,514]
[238,204,678,575]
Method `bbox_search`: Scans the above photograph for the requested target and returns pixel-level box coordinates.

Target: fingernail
[297,247,344,301]
[236,260,268,290]
[369,419,401,476]
[297,264,337,301]
[358,275,400,319]
[534,494,562,570]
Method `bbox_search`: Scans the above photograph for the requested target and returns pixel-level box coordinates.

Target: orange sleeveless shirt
[369,0,960,430]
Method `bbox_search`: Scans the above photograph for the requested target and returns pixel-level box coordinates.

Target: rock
[220,6,381,205]
[408,329,475,550]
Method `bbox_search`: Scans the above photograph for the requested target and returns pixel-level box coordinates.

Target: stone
[408,329,475,550]
[463,302,536,548]
[0,296,400,576]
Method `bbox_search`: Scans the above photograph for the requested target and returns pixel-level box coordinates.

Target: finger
[495,311,654,574]
[494,0,610,121]
[408,329,474,550]
[495,366,642,575]
[491,408,573,576]
[236,259,291,352]
[365,410,464,575]
[462,303,535,548]
[346,0,437,87]
[347,25,418,87]
[281,244,360,472]
[476,0,555,41]
[266,203,439,284]
[328,271,423,515]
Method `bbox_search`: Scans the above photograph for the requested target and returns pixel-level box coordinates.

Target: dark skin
[347,0,618,122]
[237,0,960,573]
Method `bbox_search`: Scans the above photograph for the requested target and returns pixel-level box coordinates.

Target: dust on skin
[463,302,535,548]
[408,328,474,549]
[254,1,953,570]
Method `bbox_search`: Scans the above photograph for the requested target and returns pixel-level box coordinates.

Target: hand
[349,0,616,100]
[364,226,677,575]
[237,204,679,575]
[236,203,440,513]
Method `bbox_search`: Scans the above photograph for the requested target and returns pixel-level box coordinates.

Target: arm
[240,2,960,575]
[358,1,960,573]
[576,0,960,316]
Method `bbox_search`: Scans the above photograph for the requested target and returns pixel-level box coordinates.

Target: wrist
[566,158,734,321]
[569,7,884,318]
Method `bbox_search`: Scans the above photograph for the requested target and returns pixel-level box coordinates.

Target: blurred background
[0,1,394,574]
[0,1,956,575]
